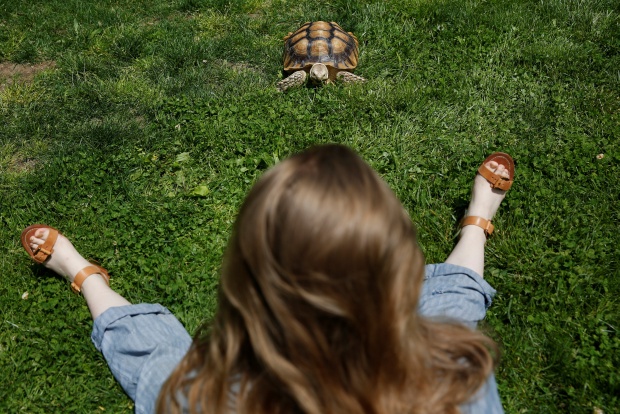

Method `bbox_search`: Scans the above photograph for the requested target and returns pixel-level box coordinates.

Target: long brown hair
[158,144,497,414]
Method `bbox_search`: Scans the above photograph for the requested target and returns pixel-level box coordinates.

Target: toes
[30,239,43,251]
[30,236,45,245]
[485,162,510,178]
[29,232,48,251]
[485,161,499,171]
[34,228,50,239]
[496,165,510,178]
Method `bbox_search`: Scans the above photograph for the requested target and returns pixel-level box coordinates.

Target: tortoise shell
[283,21,359,73]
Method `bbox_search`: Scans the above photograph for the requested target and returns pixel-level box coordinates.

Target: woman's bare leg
[28,229,130,319]
[445,161,510,278]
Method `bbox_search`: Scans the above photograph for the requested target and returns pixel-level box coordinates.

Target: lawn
[0,0,618,412]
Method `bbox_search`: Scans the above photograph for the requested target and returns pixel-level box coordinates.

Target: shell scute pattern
[310,40,329,59]
[283,21,359,72]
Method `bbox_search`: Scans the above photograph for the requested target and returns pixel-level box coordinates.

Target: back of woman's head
[159,144,496,414]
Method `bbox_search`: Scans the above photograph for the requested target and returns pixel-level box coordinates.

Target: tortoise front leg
[277,71,307,92]
[336,71,366,84]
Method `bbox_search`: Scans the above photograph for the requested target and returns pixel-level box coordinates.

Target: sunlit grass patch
[0,141,48,181]
[195,9,236,40]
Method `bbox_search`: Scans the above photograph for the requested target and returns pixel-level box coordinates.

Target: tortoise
[276,21,366,92]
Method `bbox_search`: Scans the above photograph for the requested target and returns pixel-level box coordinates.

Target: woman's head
[219,144,426,411]
[228,144,423,344]
[160,145,495,414]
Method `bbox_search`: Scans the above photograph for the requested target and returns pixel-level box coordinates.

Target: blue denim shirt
[92,263,504,413]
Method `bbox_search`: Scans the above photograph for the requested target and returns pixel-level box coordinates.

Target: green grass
[1,0,619,412]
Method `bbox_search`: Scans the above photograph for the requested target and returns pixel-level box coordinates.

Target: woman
[22,145,514,414]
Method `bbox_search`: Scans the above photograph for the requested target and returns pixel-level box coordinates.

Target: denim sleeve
[460,373,504,414]
[91,303,192,414]
[420,263,504,414]
[419,263,496,328]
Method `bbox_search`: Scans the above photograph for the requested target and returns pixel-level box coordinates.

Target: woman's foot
[465,160,511,223]
[446,155,514,276]
[27,228,94,283]
[23,226,129,319]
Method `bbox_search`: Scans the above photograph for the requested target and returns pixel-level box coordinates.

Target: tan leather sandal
[461,216,496,237]
[21,224,110,293]
[477,152,514,191]
[460,152,515,237]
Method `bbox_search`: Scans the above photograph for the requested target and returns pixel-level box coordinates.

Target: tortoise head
[308,63,329,84]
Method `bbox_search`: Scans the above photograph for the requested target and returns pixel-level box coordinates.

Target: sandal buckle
[483,221,494,236]
[489,175,502,188]
[38,247,52,256]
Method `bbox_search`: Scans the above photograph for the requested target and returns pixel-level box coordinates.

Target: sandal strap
[478,164,513,191]
[33,228,59,263]
[461,216,495,237]
[71,265,110,294]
